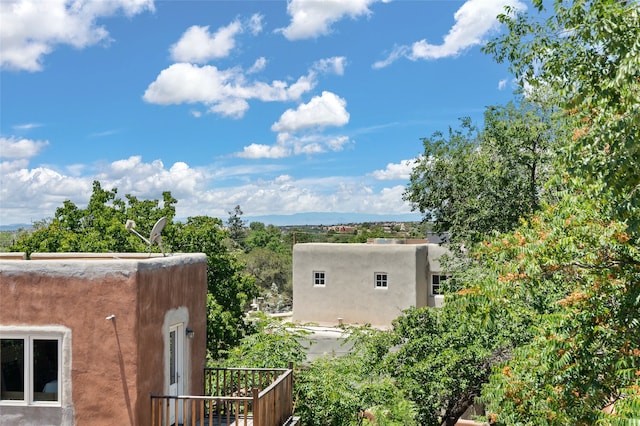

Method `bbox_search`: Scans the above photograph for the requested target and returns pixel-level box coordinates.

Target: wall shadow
[109,318,135,426]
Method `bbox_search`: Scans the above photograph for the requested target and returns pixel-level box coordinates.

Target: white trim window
[374,273,388,289]
[313,271,326,287]
[0,334,61,406]
[431,274,448,296]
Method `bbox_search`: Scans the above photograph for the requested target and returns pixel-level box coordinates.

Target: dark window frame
[313,271,326,287]
[0,334,61,406]
[431,274,448,296]
[374,272,388,288]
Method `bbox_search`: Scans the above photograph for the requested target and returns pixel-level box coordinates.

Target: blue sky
[0,0,526,226]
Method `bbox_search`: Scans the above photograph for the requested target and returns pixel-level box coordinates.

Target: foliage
[295,355,365,426]
[295,326,417,426]
[0,229,29,252]
[171,215,259,359]
[470,188,640,424]
[404,100,557,245]
[461,1,640,422]
[383,302,526,426]
[349,225,390,243]
[241,221,293,308]
[241,247,292,302]
[227,204,246,249]
[245,221,290,254]
[485,0,640,233]
[10,181,175,255]
[219,313,309,368]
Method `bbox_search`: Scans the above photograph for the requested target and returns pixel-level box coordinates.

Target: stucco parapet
[0,252,26,260]
[0,252,207,279]
[294,242,432,253]
[135,252,207,271]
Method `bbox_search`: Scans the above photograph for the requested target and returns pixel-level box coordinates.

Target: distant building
[0,252,207,426]
[292,240,449,327]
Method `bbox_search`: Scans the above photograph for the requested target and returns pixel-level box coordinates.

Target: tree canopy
[485,0,640,232]
[11,181,177,255]
[404,99,558,245]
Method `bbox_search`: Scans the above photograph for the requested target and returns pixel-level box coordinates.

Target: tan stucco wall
[0,253,207,426]
[292,243,434,327]
[136,256,207,426]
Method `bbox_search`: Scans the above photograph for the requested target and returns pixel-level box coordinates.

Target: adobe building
[0,252,207,426]
[292,240,449,327]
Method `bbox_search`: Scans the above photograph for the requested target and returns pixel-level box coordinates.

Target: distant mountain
[244,212,423,226]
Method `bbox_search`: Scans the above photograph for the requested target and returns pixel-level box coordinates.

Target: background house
[292,240,449,327]
[0,252,207,426]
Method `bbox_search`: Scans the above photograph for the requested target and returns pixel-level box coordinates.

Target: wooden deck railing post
[252,387,260,426]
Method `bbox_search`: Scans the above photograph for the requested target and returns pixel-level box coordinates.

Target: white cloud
[248,57,267,74]
[13,123,42,131]
[144,63,234,104]
[0,159,30,175]
[170,21,242,63]
[236,132,351,160]
[229,177,415,219]
[371,159,415,180]
[237,143,291,159]
[88,129,119,138]
[209,98,251,119]
[272,91,350,133]
[65,164,86,177]
[324,135,350,152]
[0,137,49,159]
[247,13,264,35]
[279,0,377,40]
[0,167,93,224]
[313,56,347,76]
[234,91,351,159]
[0,0,154,72]
[0,156,417,225]
[373,0,526,68]
[143,62,317,118]
[498,78,508,90]
[94,156,207,198]
[289,134,350,155]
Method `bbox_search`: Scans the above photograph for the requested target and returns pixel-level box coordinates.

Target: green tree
[485,0,640,232]
[404,103,556,245]
[295,326,417,426]
[241,222,293,307]
[171,216,259,359]
[482,100,559,211]
[386,306,523,426]
[245,222,288,253]
[241,247,292,300]
[11,181,174,255]
[220,313,309,368]
[227,205,246,249]
[470,0,640,422]
[466,188,640,424]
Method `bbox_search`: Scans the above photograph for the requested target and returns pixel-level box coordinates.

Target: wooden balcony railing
[150,366,295,426]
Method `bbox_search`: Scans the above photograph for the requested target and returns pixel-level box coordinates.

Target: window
[374,273,388,288]
[1,335,60,405]
[431,274,448,295]
[313,271,326,287]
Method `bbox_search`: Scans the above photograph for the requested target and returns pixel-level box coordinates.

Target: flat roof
[0,252,207,278]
